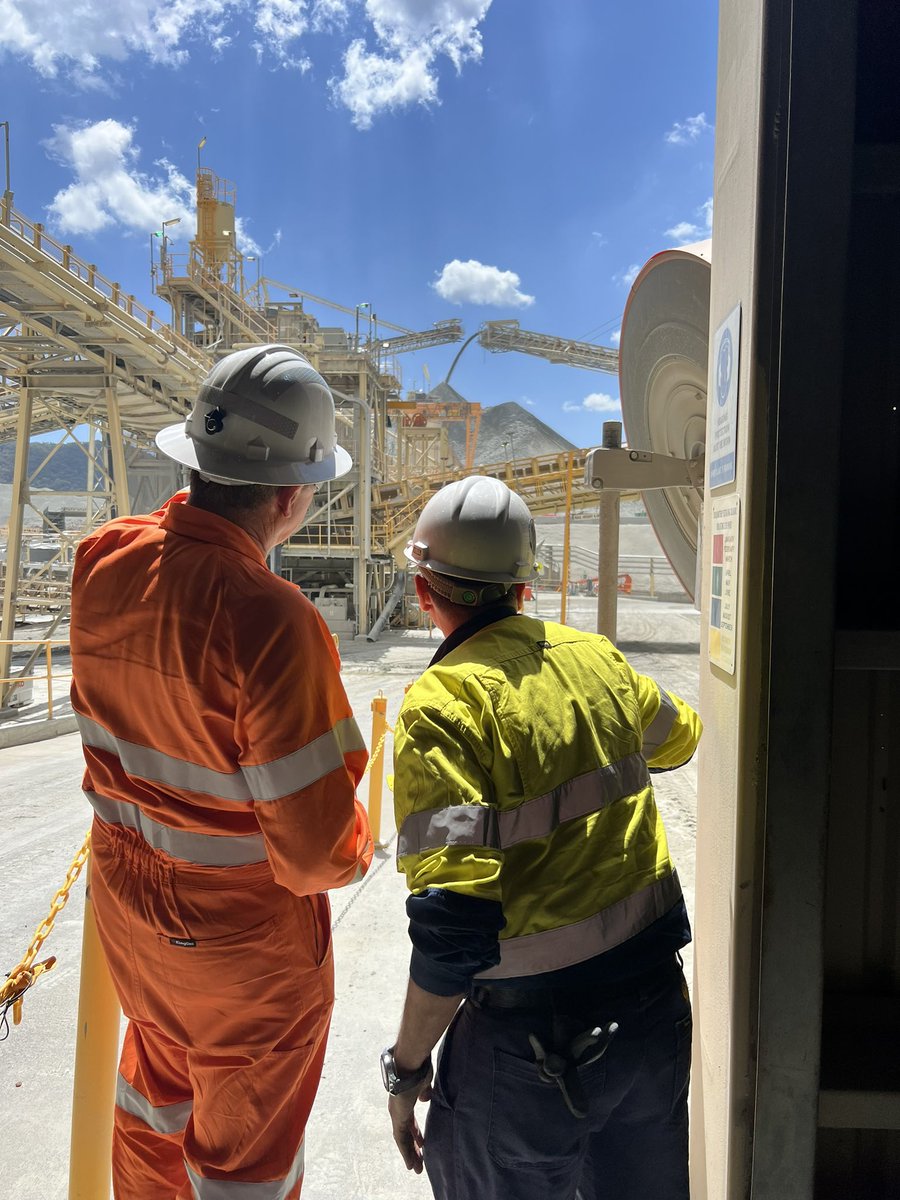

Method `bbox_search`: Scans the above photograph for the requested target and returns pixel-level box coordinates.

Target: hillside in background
[0,441,90,491]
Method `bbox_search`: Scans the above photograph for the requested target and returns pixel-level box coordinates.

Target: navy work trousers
[423,962,692,1200]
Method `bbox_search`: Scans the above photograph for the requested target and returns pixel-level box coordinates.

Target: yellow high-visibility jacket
[393,612,701,984]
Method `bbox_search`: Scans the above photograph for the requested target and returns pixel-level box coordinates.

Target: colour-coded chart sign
[709,303,741,489]
[709,494,741,674]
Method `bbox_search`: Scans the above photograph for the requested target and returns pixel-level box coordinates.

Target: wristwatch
[380,1045,432,1095]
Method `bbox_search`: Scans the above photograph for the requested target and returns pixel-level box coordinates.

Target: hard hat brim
[156,422,353,486]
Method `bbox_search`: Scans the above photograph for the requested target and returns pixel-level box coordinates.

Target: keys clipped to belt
[528,1020,619,1119]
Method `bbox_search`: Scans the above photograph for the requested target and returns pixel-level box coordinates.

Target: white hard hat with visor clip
[405,475,536,604]
[156,343,352,486]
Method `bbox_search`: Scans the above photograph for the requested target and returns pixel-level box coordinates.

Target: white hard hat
[405,475,536,585]
[156,344,352,486]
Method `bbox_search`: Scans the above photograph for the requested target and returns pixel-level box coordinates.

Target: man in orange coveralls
[70,344,374,1199]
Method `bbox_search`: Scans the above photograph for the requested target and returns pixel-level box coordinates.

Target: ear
[414,573,434,613]
[513,582,527,612]
[276,485,304,517]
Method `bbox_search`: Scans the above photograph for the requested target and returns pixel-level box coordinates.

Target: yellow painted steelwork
[559,450,576,624]
[367,691,389,848]
[68,860,120,1200]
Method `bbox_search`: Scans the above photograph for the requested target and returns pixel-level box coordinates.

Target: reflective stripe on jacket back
[393,614,702,979]
[70,494,372,889]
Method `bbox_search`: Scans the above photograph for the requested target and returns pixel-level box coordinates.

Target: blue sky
[0,0,717,452]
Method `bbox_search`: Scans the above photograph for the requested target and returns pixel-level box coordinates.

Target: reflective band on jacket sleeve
[476,871,683,979]
[396,753,648,858]
[86,791,267,866]
[185,1137,304,1199]
[76,713,252,802]
[241,716,366,801]
[398,803,499,859]
[116,1074,192,1135]
[642,691,679,755]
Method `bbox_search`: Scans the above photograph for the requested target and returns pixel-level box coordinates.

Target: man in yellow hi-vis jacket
[380,476,702,1200]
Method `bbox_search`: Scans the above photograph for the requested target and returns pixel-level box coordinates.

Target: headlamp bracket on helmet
[205,407,225,435]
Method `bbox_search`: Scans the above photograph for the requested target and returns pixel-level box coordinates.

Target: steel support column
[104,362,131,519]
[0,383,32,698]
[596,422,622,641]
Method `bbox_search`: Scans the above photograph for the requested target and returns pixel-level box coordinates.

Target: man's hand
[388,1065,434,1173]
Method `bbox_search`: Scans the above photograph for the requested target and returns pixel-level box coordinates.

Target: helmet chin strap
[419,566,511,607]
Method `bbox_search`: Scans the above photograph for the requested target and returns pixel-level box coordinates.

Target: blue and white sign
[709,303,741,489]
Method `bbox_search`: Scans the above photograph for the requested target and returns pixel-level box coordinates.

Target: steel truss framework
[1,181,622,678]
[0,201,206,695]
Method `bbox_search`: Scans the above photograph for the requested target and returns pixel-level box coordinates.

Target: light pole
[1,120,12,222]
[245,255,262,296]
[160,217,181,281]
[355,301,370,351]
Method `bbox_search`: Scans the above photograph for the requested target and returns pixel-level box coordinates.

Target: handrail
[0,637,71,720]
[0,204,203,363]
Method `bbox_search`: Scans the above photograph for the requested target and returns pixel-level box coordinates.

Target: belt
[470,955,681,1013]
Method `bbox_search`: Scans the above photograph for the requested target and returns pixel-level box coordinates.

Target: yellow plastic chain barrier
[1,832,91,1032]
[364,724,394,777]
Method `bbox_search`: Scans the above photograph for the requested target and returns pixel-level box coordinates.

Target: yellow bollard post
[368,691,388,848]
[68,861,121,1200]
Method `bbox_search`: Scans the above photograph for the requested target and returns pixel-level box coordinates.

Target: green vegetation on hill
[0,441,93,491]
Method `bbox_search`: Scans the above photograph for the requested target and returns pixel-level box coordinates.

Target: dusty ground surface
[0,590,700,1199]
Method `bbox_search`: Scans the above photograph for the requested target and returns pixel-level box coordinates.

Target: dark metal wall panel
[824,670,900,989]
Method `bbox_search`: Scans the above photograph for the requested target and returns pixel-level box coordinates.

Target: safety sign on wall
[709,303,741,490]
[708,494,740,674]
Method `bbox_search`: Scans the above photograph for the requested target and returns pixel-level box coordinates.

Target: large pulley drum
[618,241,711,601]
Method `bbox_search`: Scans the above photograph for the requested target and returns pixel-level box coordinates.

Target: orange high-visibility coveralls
[69,492,373,1200]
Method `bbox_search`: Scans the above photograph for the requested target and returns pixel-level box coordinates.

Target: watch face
[381,1046,430,1094]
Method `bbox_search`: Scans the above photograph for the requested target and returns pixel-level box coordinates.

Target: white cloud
[665,112,711,145]
[0,0,239,82]
[251,0,346,66]
[613,263,641,288]
[0,0,487,124]
[664,195,713,245]
[609,328,621,346]
[330,0,492,128]
[45,121,194,234]
[43,119,263,254]
[563,392,621,414]
[330,40,438,127]
[432,259,534,307]
[235,217,263,257]
[591,231,607,247]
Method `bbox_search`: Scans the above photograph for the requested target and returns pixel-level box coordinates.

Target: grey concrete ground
[0,591,700,1199]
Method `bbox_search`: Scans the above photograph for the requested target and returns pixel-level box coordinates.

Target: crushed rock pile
[445,400,576,466]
